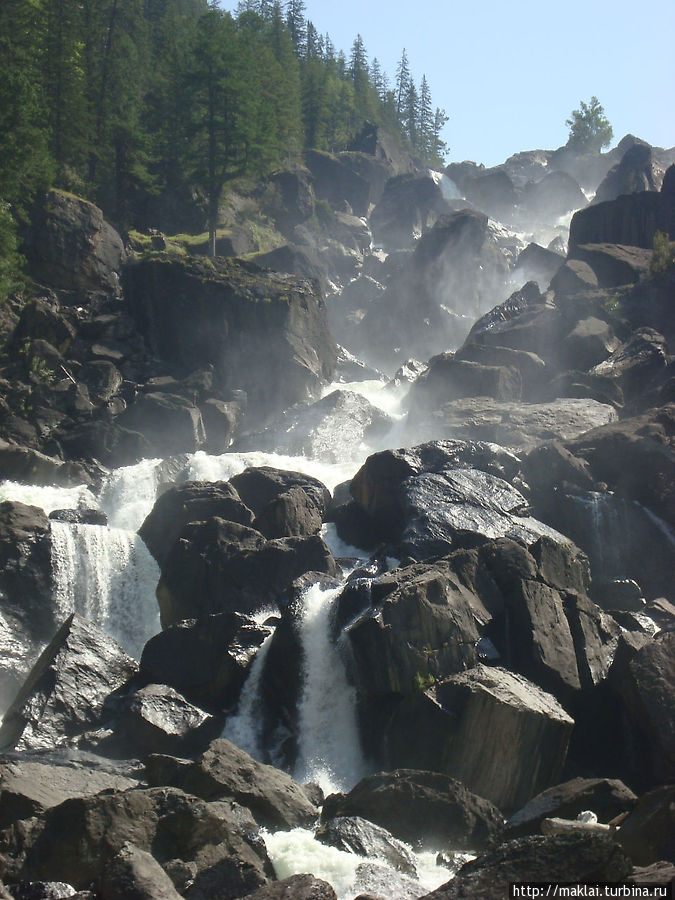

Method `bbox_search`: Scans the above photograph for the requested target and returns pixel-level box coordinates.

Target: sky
[220,0,675,168]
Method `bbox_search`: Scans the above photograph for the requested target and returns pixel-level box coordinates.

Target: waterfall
[99,457,164,532]
[222,629,275,760]
[293,583,367,794]
[50,521,160,659]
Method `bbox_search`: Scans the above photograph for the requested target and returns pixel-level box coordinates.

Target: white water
[50,521,160,658]
[263,827,461,900]
[0,480,98,513]
[222,628,275,759]
[99,457,164,531]
[293,583,367,795]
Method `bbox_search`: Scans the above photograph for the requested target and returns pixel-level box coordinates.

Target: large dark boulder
[593,141,661,205]
[369,174,452,249]
[408,354,523,409]
[24,190,124,299]
[321,769,503,850]
[588,328,669,400]
[264,167,315,235]
[17,786,272,899]
[139,481,254,566]
[568,242,652,288]
[357,210,510,371]
[463,169,518,223]
[385,665,574,811]
[453,342,546,398]
[618,784,675,866]
[0,613,138,752]
[116,392,205,458]
[156,518,337,627]
[0,501,54,710]
[304,149,371,216]
[140,612,270,711]
[520,170,587,222]
[512,242,564,289]
[145,738,318,829]
[315,816,418,875]
[419,834,631,899]
[504,777,637,839]
[124,256,337,421]
[241,875,337,900]
[228,467,331,520]
[98,841,185,900]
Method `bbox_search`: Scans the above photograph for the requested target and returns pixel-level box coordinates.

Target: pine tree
[403,79,418,147]
[418,75,433,159]
[431,106,449,166]
[285,0,306,56]
[395,48,410,119]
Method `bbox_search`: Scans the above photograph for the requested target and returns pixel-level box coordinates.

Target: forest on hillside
[0,0,448,290]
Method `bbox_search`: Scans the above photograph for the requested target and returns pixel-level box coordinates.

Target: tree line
[0,0,448,290]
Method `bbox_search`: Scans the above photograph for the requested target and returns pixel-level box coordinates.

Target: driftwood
[541,817,618,836]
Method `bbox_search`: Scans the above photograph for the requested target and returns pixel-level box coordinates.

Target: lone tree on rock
[566,96,613,153]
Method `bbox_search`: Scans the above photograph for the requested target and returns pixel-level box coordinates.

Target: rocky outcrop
[24,190,125,300]
[386,665,574,811]
[304,150,371,216]
[241,875,337,900]
[370,174,455,249]
[321,769,503,850]
[593,141,662,205]
[357,210,509,371]
[0,613,138,752]
[145,738,318,829]
[156,517,337,627]
[420,834,631,899]
[617,784,675,866]
[568,243,652,287]
[124,256,337,421]
[513,242,564,288]
[520,170,587,223]
[98,841,185,900]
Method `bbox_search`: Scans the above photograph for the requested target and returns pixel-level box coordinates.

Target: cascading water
[293,582,367,795]
[50,521,160,658]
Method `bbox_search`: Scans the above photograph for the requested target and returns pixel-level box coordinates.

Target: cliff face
[124,256,337,421]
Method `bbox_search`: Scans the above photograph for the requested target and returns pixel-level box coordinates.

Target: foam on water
[222,629,275,760]
[0,480,98,514]
[99,458,164,531]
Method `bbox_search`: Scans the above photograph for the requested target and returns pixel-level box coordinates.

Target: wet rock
[0,442,73,488]
[124,256,336,421]
[241,875,337,900]
[0,613,138,752]
[140,612,270,711]
[304,149,371,216]
[0,757,139,828]
[156,518,338,626]
[9,883,83,899]
[265,167,316,235]
[386,665,574,811]
[504,777,637,839]
[408,354,523,410]
[18,786,271,898]
[139,481,254,566]
[24,190,124,299]
[589,328,669,399]
[370,173,452,249]
[464,169,518,222]
[618,784,675,866]
[419,834,631,899]
[78,360,123,405]
[146,738,318,829]
[98,842,184,900]
[236,390,393,464]
[229,467,331,521]
[321,769,503,851]
[315,816,418,875]
[440,344,547,400]
[252,486,324,540]
[0,502,57,711]
[198,397,242,454]
[49,508,107,526]
[561,316,620,370]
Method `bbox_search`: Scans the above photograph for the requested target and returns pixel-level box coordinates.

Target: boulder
[236,390,393,465]
[419,834,631,899]
[124,256,337,421]
[358,210,510,370]
[146,738,318,829]
[407,354,523,409]
[24,190,124,299]
[569,243,652,287]
[550,259,599,295]
[589,328,669,399]
[140,612,270,711]
[199,397,242,453]
[156,517,337,627]
[139,481,254,566]
[504,777,637,839]
[12,298,76,355]
[520,170,587,222]
[618,784,675,866]
[117,392,205,458]
[315,816,418,875]
[386,665,574,812]
[98,842,184,900]
[463,169,518,223]
[229,467,331,521]
[78,360,123,405]
[406,396,617,450]
[370,174,451,249]
[0,442,74,488]
[304,149,371,216]
[18,786,271,899]
[560,316,620,370]
[321,769,503,850]
[252,487,324,540]
[241,875,337,900]
[348,122,418,178]
[512,242,564,288]
[0,757,139,828]
[265,167,315,235]
[453,343,546,398]
[593,141,661,205]
[0,613,138,752]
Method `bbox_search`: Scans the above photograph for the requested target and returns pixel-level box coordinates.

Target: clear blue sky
[220,0,675,167]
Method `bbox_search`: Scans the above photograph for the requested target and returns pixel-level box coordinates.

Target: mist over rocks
[1,120,674,898]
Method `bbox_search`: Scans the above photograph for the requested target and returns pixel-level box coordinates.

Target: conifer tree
[285,0,306,56]
[395,48,410,118]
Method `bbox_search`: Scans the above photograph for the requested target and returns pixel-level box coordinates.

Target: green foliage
[413,671,436,693]
[650,230,675,280]
[0,203,24,303]
[566,96,613,153]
